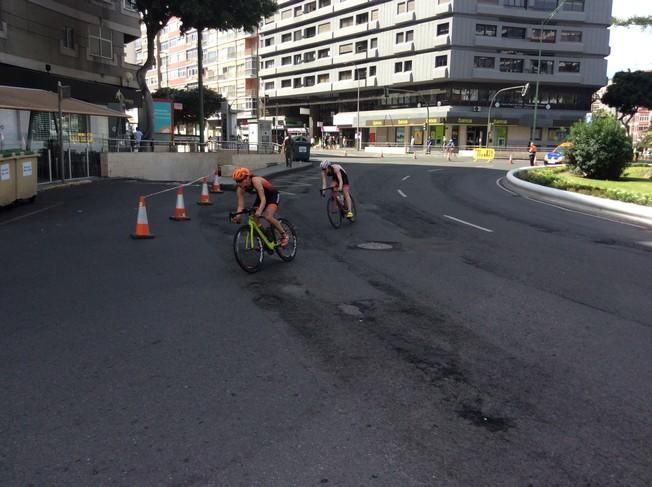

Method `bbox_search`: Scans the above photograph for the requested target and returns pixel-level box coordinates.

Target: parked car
[544,141,572,165]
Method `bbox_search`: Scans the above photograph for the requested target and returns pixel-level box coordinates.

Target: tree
[152,87,223,130]
[134,0,277,143]
[601,71,652,135]
[566,113,633,180]
[611,16,652,28]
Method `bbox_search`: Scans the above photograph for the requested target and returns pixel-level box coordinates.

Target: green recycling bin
[0,153,17,207]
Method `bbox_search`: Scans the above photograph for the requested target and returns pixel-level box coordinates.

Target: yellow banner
[473,148,495,161]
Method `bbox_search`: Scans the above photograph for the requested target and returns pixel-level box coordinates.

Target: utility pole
[197,29,205,151]
[57,82,70,183]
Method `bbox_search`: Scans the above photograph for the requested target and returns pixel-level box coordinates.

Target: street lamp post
[356,67,361,151]
[531,0,568,142]
[487,83,529,147]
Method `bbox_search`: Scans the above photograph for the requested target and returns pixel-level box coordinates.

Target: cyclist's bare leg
[262,205,286,240]
[343,185,353,214]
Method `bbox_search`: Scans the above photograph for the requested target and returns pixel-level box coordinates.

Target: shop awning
[0,85,129,118]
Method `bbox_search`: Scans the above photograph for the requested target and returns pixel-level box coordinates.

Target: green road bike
[321,187,357,229]
[229,208,297,273]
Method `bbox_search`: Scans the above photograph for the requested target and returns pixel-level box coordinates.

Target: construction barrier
[170,186,191,221]
[473,148,496,162]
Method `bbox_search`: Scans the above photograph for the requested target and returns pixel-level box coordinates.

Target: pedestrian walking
[528,141,537,166]
[426,136,432,154]
[134,126,143,152]
[282,134,294,167]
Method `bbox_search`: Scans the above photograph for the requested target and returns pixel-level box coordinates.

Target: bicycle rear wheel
[275,218,298,262]
[327,196,343,229]
[233,225,264,273]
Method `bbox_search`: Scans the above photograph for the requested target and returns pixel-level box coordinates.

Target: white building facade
[258,0,611,149]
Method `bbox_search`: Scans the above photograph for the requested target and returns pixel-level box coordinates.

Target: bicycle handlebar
[229,208,270,223]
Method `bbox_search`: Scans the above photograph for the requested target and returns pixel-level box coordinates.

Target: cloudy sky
[608,0,652,76]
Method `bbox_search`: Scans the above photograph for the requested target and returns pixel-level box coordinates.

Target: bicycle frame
[232,210,278,251]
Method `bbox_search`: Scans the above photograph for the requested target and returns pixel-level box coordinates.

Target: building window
[531,59,554,74]
[318,73,330,83]
[499,58,524,72]
[339,43,353,55]
[339,70,352,81]
[502,26,526,39]
[304,26,316,38]
[532,28,556,43]
[560,30,582,42]
[304,76,315,87]
[355,40,368,53]
[294,30,302,41]
[281,33,292,42]
[394,60,412,72]
[356,13,368,24]
[437,23,449,36]
[294,6,303,17]
[396,30,414,44]
[530,0,557,10]
[123,0,137,11]
[264,37,274,47]
[281,79,292,88]
[281,56,292,65]
[294,54,302,64]
[304,1,316,13]
[504,0,526,7]
[264,59,274,68]
[369,66,376,76]
[318,22,331,34]
[476,24,497,36]
[340,17,353,28]
[88,26,113,59]
[186,49,197,61]
[396,0,415,13]
[281,9,292,19]
[370,38,378,49]
[370,9,379,21]
[293,78,302,88]
[435,55,448,67]
[318,48,330,58]
[304,51,316,62]
[264,82,274,90]
[563,0,584,12]
[558,61,580,72]
[319,0,331,7]
[474,56,495,68]
[355,67,367,80]
[63,27,75,49]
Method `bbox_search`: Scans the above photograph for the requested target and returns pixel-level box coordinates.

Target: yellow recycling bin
[15,153,38,203]
[0,153,17,207]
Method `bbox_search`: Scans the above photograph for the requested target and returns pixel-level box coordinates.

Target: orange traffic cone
[131,196,155,239]
[170,186,191,221]
[209,169,223,193]
[197,177,213,206]
[509,153,513,165]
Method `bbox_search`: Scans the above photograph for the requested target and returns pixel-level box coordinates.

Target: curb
[505,166,652,228]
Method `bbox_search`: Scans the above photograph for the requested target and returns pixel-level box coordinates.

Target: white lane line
[397,189,407,198]
[496,177,518,196]
[0,202,63,225]
[428,168,444,172]
[443,215,494,233]
[401,175,411,181]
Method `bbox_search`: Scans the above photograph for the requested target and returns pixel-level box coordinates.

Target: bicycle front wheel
[275,218,298,262]
[233,225,264,273]
[327,196,343,229]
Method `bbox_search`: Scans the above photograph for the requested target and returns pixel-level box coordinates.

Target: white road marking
[443,215,494,233]
[397,189,407,198]
[496,177,518,196]
[401,175,411,181]
[428,168,444,172]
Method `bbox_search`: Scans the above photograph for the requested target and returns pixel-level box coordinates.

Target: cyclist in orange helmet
[231,167,289,246]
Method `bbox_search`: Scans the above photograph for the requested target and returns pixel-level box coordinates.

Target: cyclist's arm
[252,177,266,217]
[320,170,327,192]
[235,186,246,212]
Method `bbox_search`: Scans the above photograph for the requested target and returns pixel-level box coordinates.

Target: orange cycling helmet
[232,167,251,182]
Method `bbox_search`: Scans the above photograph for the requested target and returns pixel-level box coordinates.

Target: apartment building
[258,0,611,149]
[0,0,140,107]
[132,19,259,141]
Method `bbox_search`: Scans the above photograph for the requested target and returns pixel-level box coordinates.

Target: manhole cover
[356,242,394,250]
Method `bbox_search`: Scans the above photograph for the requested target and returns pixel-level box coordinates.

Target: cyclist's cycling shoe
[345,211,354,219]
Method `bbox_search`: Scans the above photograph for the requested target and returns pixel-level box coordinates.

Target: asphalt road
[1,160,651,486]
